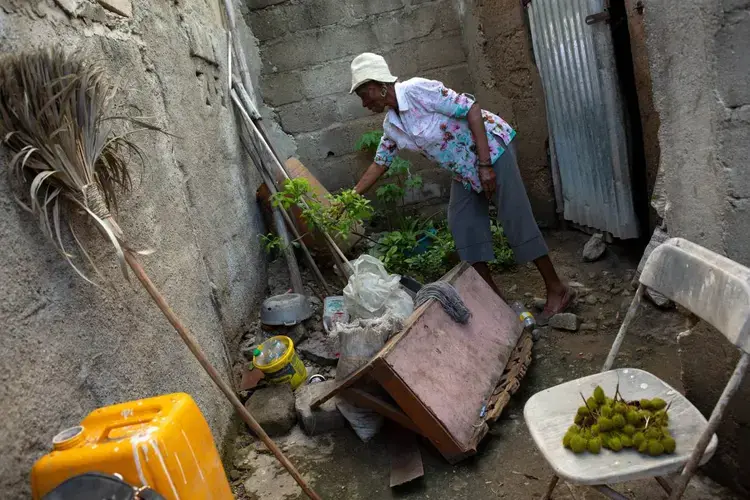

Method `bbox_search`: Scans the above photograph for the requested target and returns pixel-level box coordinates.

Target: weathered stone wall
[0,1,268,496]
[245,0,472,201]
[457,0,556,226]
[644,0,750,494]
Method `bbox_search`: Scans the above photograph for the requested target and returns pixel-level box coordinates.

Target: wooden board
[383,267,523,448]
[386,424,424,487]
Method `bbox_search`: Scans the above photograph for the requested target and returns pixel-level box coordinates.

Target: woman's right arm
[354,162,387,195]
[354,134,397,195]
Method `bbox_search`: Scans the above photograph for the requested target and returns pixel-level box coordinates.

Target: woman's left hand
[479,166,496,200]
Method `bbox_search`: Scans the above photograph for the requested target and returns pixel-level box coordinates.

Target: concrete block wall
[644,0,750,495]
[245,0,472,199]
[0,1,268,497]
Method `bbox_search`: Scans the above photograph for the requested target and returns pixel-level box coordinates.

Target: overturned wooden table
[312,263,533,463]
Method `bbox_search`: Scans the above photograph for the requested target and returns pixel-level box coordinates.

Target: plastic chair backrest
[640,237,750,354]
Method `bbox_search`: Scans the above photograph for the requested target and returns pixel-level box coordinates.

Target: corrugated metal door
[528,0,639,239]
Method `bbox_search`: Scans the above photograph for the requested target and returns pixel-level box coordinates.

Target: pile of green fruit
[562,385,675,456]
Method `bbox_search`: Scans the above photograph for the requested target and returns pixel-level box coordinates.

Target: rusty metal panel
[529,0,640,239]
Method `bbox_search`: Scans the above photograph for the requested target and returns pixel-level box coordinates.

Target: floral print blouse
[374,78,516,193]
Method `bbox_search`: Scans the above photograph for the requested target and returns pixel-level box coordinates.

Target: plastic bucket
[252,336,307,389]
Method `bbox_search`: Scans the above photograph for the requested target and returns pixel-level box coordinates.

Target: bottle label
[519,312,533,322]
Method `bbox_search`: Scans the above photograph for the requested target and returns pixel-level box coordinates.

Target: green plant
[270,177,373,240]
[489,221,515,270]
[356,130,423,229]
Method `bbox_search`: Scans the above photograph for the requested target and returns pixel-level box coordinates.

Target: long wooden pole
[124,250,322,500]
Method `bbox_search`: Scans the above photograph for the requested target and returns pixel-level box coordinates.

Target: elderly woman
[348,53,573,318]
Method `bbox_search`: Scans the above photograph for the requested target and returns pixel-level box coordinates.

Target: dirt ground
[230,230,739,500]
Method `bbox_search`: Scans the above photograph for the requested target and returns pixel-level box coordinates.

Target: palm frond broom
[0,48,319,500]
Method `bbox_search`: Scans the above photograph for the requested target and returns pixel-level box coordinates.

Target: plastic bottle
[510,301,536,330]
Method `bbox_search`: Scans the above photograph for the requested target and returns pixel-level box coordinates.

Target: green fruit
[645,427,661,440]
[563,433,573,448]
[574,413,584,425]
[633,432,646,447]
[612,414,626,429]
[639,410,652,422]
[623,424,636,436]
[609,436,623,452]
[605,397,615,406]
[626,410,641,425]
[598,416,614,431]
[640,398,652,410]
[571,435,587,453]
[577,406,591,416]
[591,424,600,436]
[621,435,633,448]
[601,406,613,418]
[662,436,676,454]
[587,396,598,409]
[638,440,649,453]
[594,386,606,404]
[581,428,592,440]
[588,437,602,454]
[651,397,667,410]
[648,440,665,456]
[654,409,669,423]
[568,425,580,434]
[614,402,627,414]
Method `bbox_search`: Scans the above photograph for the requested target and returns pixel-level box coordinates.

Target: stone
[508,284,518,293]
[229,469,242,481]
[582,233,606,262]
[646,287,674,309]
[585,294,598,306]
[622,289,632,297]
[295,380,346,435]
[244,385,297,437]
[580,322,598,331]
[54,0,83,15]
[524,292,533,298]
[97,0,132,17]
[232,445,256,471]
[80,3,107,23]
[549,313,579,331]
[531,297,546,310]
[297,331,339,366]
[610,287,623,296]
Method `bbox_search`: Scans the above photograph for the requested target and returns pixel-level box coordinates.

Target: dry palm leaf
[0,47,318,498]
[0,47,147,282]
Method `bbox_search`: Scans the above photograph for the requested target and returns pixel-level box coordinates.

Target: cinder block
[294,115,384,161]
[295,380,347,436]
[386,35,467,76]
[247,0,286,10]
[345,0,404,17]
[720,107,750,198]
[260,71,304,106]
[422,63,474,94]
[299,60,352,98]
[304,154,364,193]
[373,3,460,46]
[277,96,340,134]
[249,0,347,42]
[335,94,372,122]
[260,24,378,72]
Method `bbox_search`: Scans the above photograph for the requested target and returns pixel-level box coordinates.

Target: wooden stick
[124,250,322,500]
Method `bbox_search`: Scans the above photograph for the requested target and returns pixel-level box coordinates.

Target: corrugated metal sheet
[529,0,639,239]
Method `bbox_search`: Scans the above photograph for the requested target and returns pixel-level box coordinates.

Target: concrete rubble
[550,312,580,331]
[295,380,347,436]
[582,233,607,262]
[244,384,297,437]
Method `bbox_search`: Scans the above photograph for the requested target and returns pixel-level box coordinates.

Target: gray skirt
[447,142,548,264]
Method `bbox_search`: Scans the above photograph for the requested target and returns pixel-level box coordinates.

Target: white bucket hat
[349,53,398,94]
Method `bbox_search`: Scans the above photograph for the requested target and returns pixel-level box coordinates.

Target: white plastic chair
[524,238,750,499]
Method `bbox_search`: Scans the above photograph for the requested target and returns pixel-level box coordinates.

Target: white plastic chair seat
[524,368,718,486]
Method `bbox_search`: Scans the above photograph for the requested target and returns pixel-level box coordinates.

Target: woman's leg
[493,143,571,314]
[447,179,505,298]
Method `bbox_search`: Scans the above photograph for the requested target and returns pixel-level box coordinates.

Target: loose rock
[610,287,623,295]
[532,297,546,310]
[580,322,598,331]
[295,380,347,435]
[244,384,297,437]
[550,313,579,331]
[297,331,339,366]
[582,234,606,262]
[585,294,598,306]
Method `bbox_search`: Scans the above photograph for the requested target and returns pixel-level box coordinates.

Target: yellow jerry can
[31,393,233,499]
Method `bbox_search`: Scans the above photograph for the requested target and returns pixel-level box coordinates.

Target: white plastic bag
[343,255,414,320]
